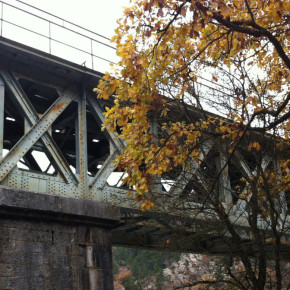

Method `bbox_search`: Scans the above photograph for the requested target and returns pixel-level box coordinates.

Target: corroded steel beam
[0,70,78,184]
[76,86,88,196]
[0,83,78,182]
[0,77,4,159]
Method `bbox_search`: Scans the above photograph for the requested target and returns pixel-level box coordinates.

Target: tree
[164,254,290,289]
[97,0,289,289]
[113,247,180,289]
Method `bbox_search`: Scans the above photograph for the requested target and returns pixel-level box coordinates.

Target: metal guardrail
[0,0,117,71]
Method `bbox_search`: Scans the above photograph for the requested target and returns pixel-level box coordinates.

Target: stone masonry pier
[0,187,119,290]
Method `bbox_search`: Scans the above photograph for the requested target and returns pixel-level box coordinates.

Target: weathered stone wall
[0,188,119,290]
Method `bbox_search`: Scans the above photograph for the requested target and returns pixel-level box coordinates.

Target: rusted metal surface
[76,86,88,197]
[0,70,78,184]
[89,149,119,191]
[88,95,124,152]
[0,82,78,182]
[0,77,4,159]
[216,148,232,207]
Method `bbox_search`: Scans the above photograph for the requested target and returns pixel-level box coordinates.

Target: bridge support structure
[0,187,118,290]
[0,30,289,288]
[0,37,124,289]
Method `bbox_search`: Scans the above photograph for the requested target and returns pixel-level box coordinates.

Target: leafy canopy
[97,0,289,210]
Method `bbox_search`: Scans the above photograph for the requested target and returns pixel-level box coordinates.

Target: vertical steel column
[215,151,232,210]
[76,85,88,197]
[0,71,78,184]
[0,77,4,159]
[276,160,288,219]
[150,117,162,194]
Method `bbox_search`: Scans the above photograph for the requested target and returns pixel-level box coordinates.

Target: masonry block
[0,187,119,290]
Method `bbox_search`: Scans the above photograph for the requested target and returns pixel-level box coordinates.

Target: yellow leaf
[253,142,261,151]
[141,199,154,211]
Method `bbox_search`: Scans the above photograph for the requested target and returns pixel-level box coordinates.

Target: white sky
[23,0,132,38]
[1,0,132,72]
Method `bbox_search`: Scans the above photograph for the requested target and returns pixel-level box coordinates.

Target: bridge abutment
[0,187,119,290]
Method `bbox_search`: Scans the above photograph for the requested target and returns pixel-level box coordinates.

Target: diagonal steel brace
[0,71,78,183]
[0,70,78,184]
[89,149,119,189]
[87,94,124,152]
[168,140,214,197]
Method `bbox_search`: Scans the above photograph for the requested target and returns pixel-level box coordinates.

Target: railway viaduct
[0,2,289,289]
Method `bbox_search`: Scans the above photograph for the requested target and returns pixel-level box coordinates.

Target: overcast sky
[22,0,132,38]
[2,0,132,71]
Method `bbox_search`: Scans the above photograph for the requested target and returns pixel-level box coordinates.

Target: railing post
[0,2,3,37]
[91,39,94,70]
[48,21,51,54]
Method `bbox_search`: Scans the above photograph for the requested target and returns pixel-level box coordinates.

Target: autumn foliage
[97,1,289,288]
[97,0,289,207]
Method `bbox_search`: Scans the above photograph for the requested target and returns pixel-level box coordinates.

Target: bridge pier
[0,187,119,290]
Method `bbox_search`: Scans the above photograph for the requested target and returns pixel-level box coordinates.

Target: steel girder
[0,69,288,237]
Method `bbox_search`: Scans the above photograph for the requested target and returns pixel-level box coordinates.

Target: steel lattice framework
[0,36,289,256]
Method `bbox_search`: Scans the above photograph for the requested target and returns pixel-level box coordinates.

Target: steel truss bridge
[0,1,289,259]
[0,36,289,258]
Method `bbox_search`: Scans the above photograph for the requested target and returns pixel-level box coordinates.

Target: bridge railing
[0,0,117,72]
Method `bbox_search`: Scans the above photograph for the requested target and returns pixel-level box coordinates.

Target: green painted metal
[0,40,288,254]
[0,80,78,183]
[0,77,4,159]
[0,70,78,184]
[87,95,124,152]
[168,140,213,197]
[89,149,119,190]
[76,86,89,197]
